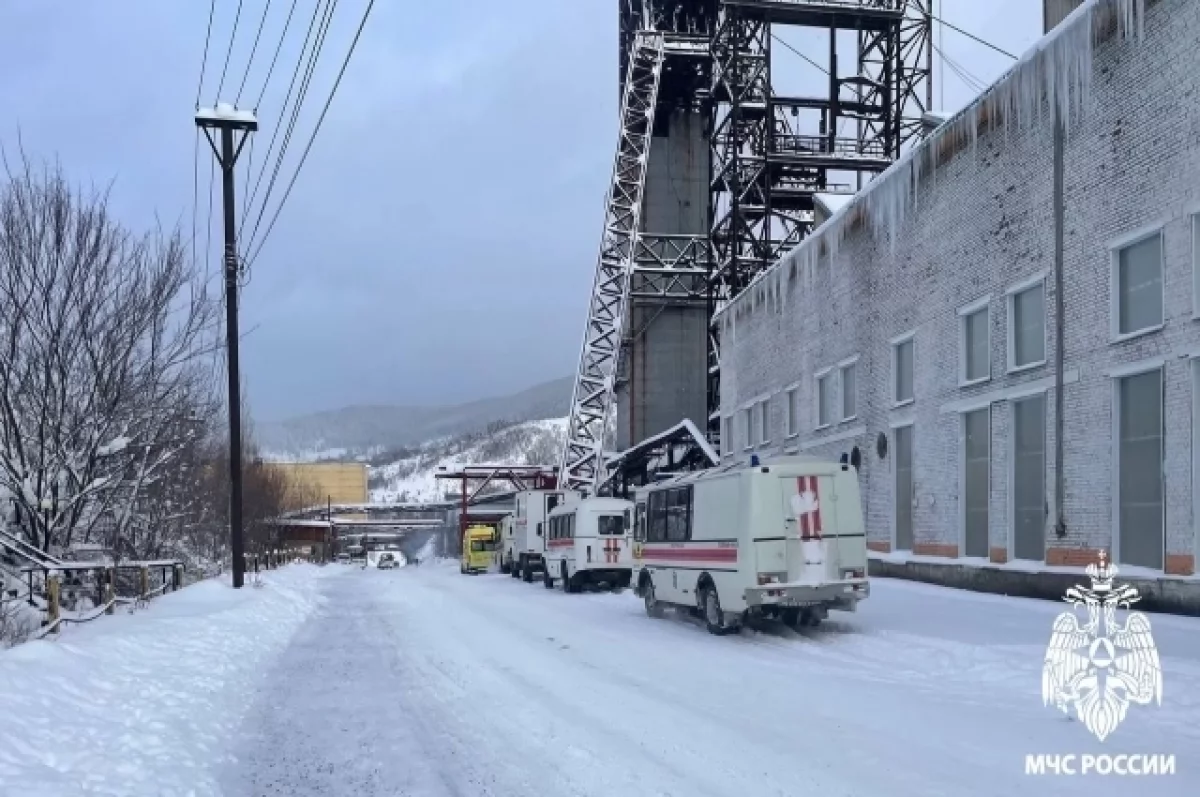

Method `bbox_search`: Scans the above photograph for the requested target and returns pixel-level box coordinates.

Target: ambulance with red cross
[540,496,635,593]
[630,455,869,635]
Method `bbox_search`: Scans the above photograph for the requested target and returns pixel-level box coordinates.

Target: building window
[742,407,753,450]
[1008,278,1046,371]
[892,334,914,405]
[1116,368,1163,570]
[756,400,768,445]
[840,360,857,421]
[1012,394,1046,561]
[894,424,914,552]
[963,407,990,558]
[1113,231,1163,339]
[960,298,990,385]
[1193,214,1200,319]
[816,371,832,428]
[722,416,732,456]
[786,388,798,437]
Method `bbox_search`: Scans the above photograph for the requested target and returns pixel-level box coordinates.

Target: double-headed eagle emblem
[1041,552,1163,741]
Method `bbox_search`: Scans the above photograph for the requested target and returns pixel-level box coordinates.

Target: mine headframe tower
[580,1,931,497]
[706,0,932,446]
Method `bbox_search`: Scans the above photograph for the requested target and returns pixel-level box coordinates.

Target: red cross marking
[604,539,620,564]
[793,475,823,541]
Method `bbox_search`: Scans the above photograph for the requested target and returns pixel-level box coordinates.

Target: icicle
[715,0,1146,329]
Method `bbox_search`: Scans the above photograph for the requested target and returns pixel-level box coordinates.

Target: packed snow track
[223,562,1199,797]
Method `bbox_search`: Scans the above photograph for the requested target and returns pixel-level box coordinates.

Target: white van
[631,455,869,635]
[506,489,571,582]
[541,497,634,592]
[498,515,517,575]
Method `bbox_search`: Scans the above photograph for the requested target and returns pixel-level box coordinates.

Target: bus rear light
[757,572,786,585]
[842,568,865,580]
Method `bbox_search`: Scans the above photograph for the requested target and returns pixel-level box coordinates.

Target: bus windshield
[598,515,624,535]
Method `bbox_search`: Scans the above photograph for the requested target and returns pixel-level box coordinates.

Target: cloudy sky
[0,0,1043,421]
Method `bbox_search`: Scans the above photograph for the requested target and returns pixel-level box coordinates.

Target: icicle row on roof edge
[718,0,1146,332]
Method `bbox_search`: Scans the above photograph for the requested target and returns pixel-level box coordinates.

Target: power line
[236,0,275,106]
[934,42,987,93]
[215,0,247,102]
[196,0,217,108]
[254,0,301,110]
[238,0,327,238]
[191,129,202,267]
[203,154,216,285]
[244,0,338,251]
[929,12,1018,60]
[771,33,828,75]
[245,0,376,267]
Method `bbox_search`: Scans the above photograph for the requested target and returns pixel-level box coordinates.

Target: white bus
[541,497,634,593]
[631,455,869,635]
[504,489,570,582]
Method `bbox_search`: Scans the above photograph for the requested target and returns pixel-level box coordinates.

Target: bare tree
[0,153,218,556]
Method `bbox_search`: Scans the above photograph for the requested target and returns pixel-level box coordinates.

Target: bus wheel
[642,575,664,618]
[702,586,735,636]
[781,608,801,628]
[521,563,533,583]
[509,560,519,578]
[542,566,554,589]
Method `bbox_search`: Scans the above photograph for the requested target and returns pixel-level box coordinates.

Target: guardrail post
[105,568,115,614]
[139,566,149,600]
[47,575,60,627]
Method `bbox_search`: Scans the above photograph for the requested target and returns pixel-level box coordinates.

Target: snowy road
[224,563,1200,797]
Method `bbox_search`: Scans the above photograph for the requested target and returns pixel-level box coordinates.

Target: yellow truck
[460,525,497,575]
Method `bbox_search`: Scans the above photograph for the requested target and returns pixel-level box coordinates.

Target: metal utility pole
[195,103,257,589]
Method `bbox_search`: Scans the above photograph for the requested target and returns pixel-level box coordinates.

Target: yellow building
[269,462,369,509]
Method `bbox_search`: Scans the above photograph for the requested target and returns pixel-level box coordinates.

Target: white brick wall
[718,0,1199,573]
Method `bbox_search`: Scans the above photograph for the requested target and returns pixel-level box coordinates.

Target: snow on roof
[195,103,258,125]
[605,418,718,467]
[715,0,1147,326]
[814,192,854,217]
[922,110,952,126]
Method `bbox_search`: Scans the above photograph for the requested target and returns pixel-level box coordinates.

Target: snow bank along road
[0,566,331,796]
[1,562,1196,796]
[225,563,1199,797]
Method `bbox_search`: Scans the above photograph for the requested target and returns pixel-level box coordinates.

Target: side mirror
[536,522,543,537]
[623,510,631,531]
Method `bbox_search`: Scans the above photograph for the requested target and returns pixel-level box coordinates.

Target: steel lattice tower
[705,0,932,446]
[585,1,931,493]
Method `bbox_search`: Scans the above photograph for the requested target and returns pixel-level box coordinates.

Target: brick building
[716,0,1198,606]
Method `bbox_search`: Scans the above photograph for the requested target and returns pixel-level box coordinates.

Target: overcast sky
[0,0,1042,422]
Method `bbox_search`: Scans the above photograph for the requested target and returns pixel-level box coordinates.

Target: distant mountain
[369,418,568,503]
[258,376,573,461]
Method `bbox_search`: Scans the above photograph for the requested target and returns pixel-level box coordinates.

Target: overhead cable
[245,0,376,267]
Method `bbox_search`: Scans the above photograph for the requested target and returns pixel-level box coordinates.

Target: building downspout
[1052,110,1067,539]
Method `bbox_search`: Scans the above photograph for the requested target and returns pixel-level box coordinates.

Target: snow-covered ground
[0,566,330,795]
[369,417,566,503]
[3,563,1197,795]
[229,566,1198,796]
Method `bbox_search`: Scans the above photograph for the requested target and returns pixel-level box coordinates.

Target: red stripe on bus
[639,548,737,561]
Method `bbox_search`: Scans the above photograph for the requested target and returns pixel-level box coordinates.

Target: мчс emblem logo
[1041,552,1163,741]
